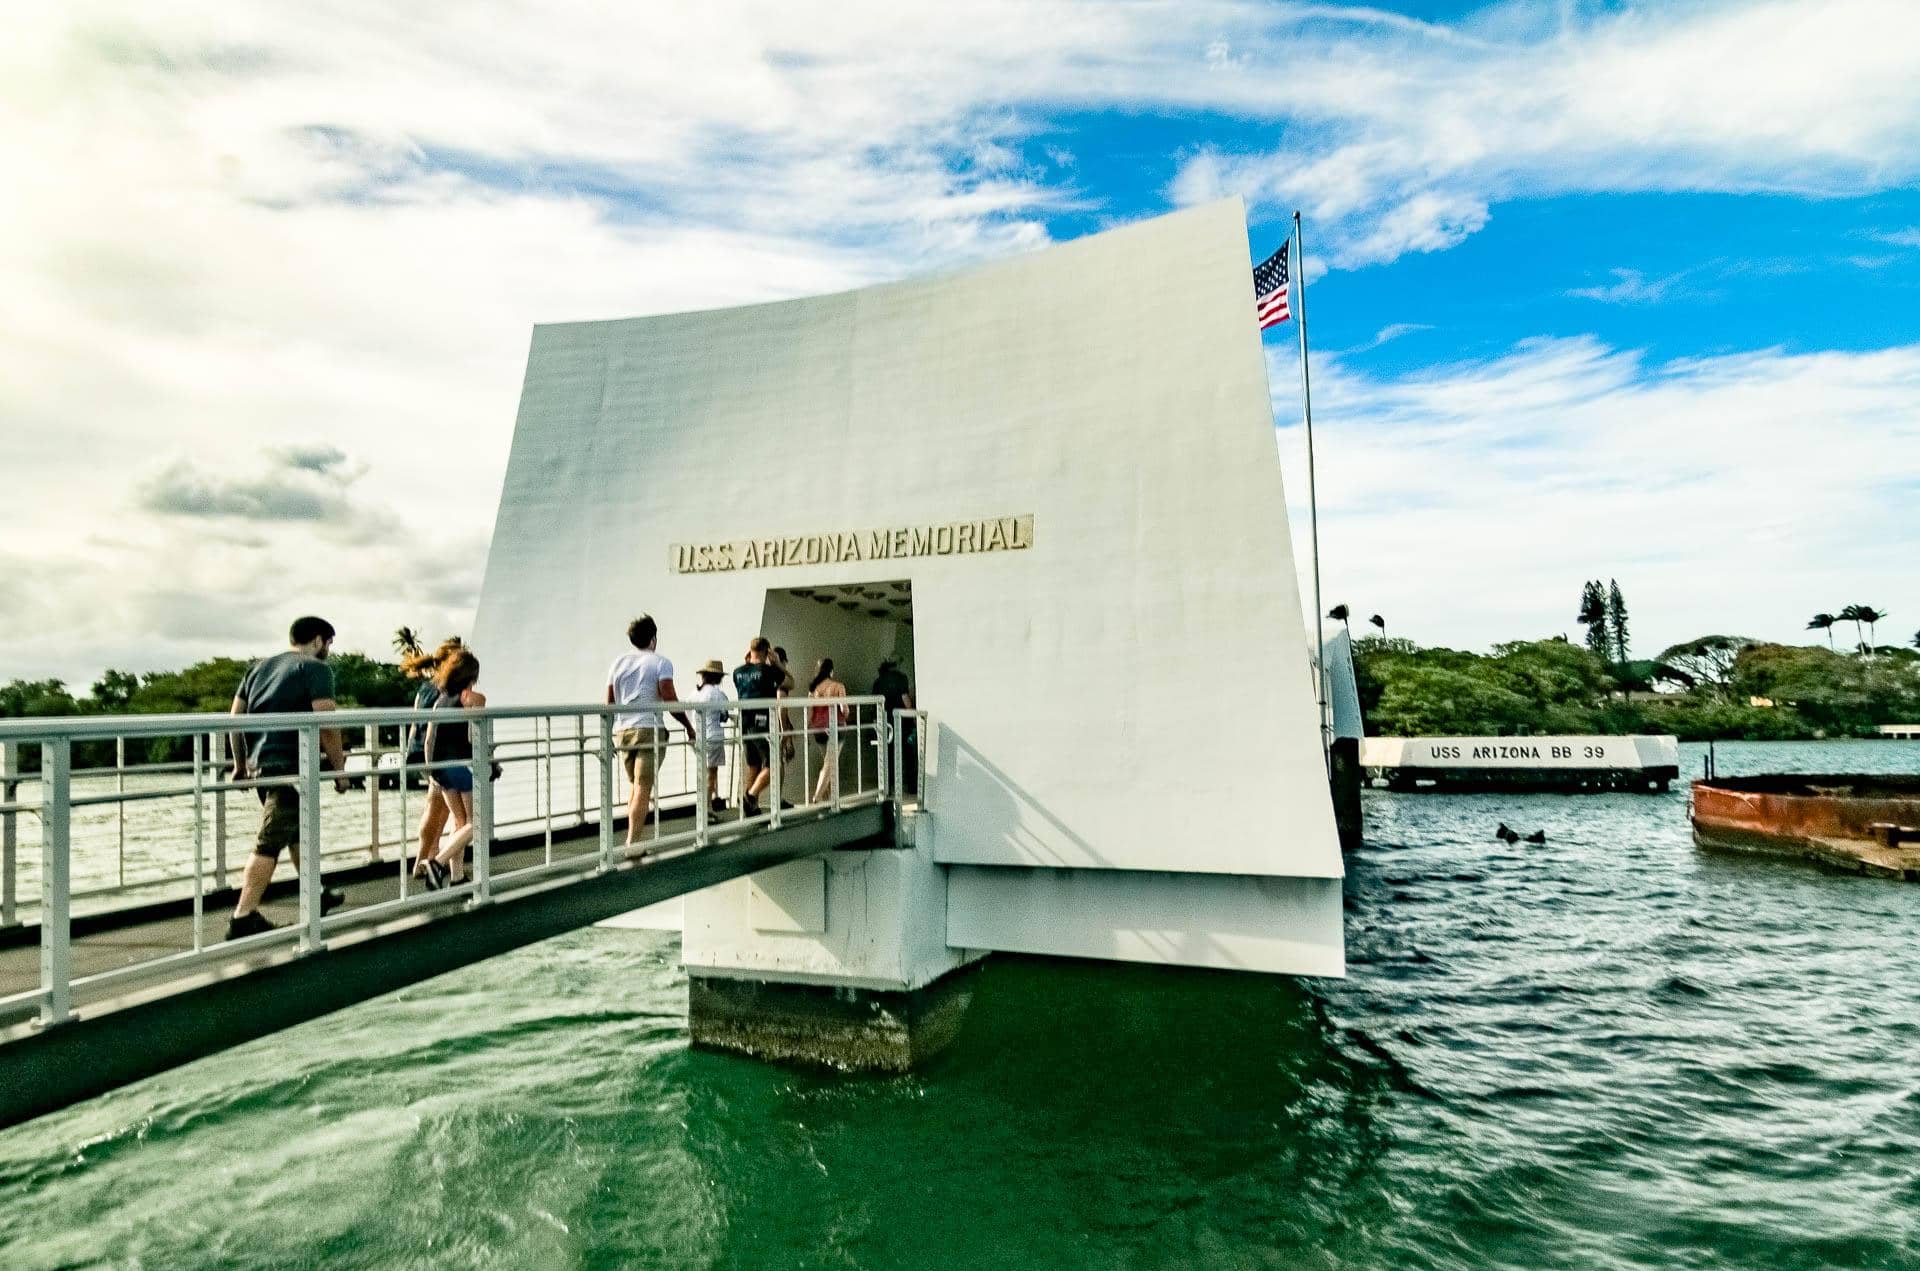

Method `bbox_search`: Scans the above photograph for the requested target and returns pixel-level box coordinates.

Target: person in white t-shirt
[606,615,693,848]
[693,659,730,815]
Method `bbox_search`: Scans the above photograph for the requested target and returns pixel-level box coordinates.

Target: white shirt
[694,682,729,746]
[609,649,673,731]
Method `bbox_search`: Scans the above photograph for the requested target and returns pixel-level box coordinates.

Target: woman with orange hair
[419,649,486,890]
[403,638,463,883]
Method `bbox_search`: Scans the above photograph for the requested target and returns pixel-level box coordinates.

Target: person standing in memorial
[693,659,730,815]
[771,645,798,784]
[225,616,351,940]
[872,658,916,795]
[607,615,694,848]
[807,658,849,804]
[731,637,786,818]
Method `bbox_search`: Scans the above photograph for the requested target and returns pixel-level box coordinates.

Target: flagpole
[1294,210,1330,762]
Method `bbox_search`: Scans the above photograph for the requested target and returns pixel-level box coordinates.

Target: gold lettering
[679,517,1031,573]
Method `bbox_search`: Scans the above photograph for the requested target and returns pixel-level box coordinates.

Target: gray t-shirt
[238,652,335,775]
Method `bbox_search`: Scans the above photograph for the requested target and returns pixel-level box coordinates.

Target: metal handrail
[0,695,910,1031]
[0,697,875,743]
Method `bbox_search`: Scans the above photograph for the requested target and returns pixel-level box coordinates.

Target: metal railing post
[693,709,709,847]
[213,735,228,889]
[574,716,587,826]
[115,734,127,887]
[541,716,554,864]
[297,729,324,954]
[191,733,206,952]
[891,711,904,810]
[829,710,842,810]
[472,719,494,905]
[598,715,615,871]
[1,739,18,929]
[366,726,382,862]
[875,708,890,804]
[769,704,784,829]
[39,739,71,1027]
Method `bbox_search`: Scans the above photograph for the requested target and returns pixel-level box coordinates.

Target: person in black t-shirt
[872,660,917,796]
[226,615,351,940]
[731,636,786,817]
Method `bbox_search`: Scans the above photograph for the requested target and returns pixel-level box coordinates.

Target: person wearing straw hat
[693,659,730,815]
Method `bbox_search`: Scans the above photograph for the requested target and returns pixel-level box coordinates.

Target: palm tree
[1856,606,1886,652]
[1806,613,1836,650]
[1368,614,1386,636]
[1911,629,1920,651]
[1327,603,1351,637]
[1837,605,1867,653]
[392,626,423,659]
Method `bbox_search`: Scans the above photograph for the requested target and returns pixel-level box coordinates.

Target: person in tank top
[404,637,464,884]
[807,658,849,804]
[418,649,485,890]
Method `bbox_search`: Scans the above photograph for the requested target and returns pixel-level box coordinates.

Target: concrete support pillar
[1328,735,1363,853]
[679,838,984,1072]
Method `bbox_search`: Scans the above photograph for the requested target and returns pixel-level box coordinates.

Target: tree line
[0,653,413,772]
[1354,634,1920,740]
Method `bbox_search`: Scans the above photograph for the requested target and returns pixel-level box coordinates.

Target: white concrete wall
[1322,623,1363,741]
[473,199,1343,977]
[682,848,978,992]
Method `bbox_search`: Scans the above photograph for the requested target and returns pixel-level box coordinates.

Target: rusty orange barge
[1691,775,1920,880]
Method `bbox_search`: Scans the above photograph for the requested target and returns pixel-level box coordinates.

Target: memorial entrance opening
[758,581,915,805]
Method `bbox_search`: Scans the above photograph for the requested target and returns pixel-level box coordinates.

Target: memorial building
[473,198,1343,1063]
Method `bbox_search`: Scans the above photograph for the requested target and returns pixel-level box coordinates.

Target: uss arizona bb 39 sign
[673,514,1034,574]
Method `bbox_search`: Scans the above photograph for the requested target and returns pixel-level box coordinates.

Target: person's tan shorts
[617,726,667,783]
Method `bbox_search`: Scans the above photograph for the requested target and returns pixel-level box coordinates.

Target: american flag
[1253,242,1291,329]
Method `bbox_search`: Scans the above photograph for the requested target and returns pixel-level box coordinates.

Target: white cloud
[1172,0,1920,267]
[1343,322,1433,354]
[1567,268,1682,304]
[1271,337,1920,657]
[3,1,1918,683]
[1872,227,1920,248]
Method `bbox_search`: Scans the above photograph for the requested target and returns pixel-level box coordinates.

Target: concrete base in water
[688,962,982,1072]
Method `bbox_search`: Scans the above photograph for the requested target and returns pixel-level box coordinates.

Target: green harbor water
[2,740,1918,1269]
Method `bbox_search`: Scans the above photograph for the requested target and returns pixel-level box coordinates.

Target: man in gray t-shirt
[226,616,350,940]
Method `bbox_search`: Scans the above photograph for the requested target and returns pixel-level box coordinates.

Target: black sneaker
[225,910,278,941]
[742,795,760,819]
[320,888,347,915]
[710,798,727,816]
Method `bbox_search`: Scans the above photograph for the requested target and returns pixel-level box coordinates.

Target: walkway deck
[0,803,889,1129]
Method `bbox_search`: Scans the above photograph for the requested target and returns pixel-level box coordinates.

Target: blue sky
[3,0,1918,682]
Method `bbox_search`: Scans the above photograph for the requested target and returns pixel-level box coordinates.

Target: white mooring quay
[1361,735,1681,793]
